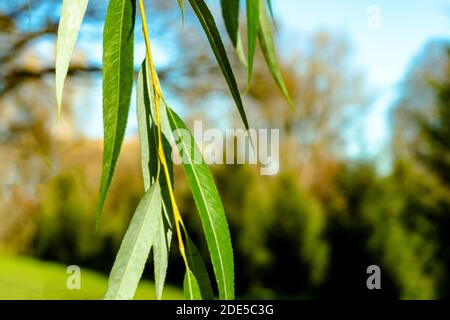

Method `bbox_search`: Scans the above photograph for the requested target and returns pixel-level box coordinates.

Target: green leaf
[55,0,89,115]
[258,1,295,109]
[221,0,247,66]
[220,0,239,47]
[104,183,162,300]
[153,207,172,300]
[246,0,260,87]
[136,61,158,190]
[188,0,250,130]
[185,236,215,300]
[137,60,173,300]
[97,0,136,227]
[138,59,175,154]
[235,32,248,67]
[166,106,235,300]
[183,270,202,300]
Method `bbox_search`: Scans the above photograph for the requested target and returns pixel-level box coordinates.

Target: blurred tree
[390,41,450,298]
[247,31,368,203]
[320,163,400,299]
[32,139,144,274]
[0,0,222,249]
[205,165,329,298]
[186,34,370,296]
[417,46,450,186]
[0,0,103,248]
[363,163,444,299]
[393,40,450,161]
[415,46,450,297]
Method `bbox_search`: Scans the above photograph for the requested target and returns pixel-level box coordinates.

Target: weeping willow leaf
[152,136,173,301]
[188,0,249,130]
[137,60,173,300]
[104,183,162,300]
[166,106,234,300]
[185,236,214,300]
[220,0,239,46]
[246,0,260,86]
[136,61,158,190]
[139,60,175,149]
[151,145,174,301]
[235,33,248,67]
[55,0,88,115]
[153,207,172,300]
[220,0,247,66]
[97,0,136,226]
[258,1,295,109]
[137,58,175,196]
[136,59,175,187]
[183,270,202,300]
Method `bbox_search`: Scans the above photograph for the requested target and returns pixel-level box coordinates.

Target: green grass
[0,255,183,300]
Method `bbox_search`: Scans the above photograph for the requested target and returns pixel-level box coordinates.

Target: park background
[1,0,450,299]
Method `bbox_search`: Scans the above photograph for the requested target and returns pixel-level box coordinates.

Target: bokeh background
[1,0,450,299]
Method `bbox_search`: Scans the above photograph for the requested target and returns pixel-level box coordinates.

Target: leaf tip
[286,94,296,111]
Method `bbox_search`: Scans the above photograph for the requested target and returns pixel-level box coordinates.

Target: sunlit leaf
[246,0,260,87]
[258,1,295,109]
[183,269,202,300]
[188,0,250,130]
[104,183,162,300]
[97,0,136,226]
[55,0,88,115]
[236,32,248,67]
[166,106,235,300]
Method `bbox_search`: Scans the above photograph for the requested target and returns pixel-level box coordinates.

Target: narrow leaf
[183,270,202,300]
[221,0,247,66]
[97,0,136,226]
[246,0,260,87]
[258,1,295,109]
[166,106,235,300]
[188,0,250,130]
[55,0,89,115]
[139,60,175,149]
[153,209,172,300]
[185,236,215,300]
[104,183,162,300]
[236,32,248,67]
[137,60,173,300]
[220,0,239,46]
[136,61,158,190]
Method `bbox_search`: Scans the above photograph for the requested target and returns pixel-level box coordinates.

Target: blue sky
[275,0,450,88]
[67,0,450,158]
[273,0,450,156]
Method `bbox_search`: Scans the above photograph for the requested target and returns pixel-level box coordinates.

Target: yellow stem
[138,0,188,268]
